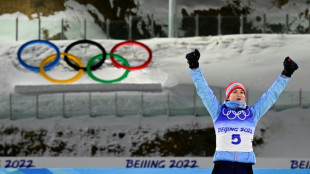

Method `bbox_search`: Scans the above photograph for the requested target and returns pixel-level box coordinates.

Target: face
[228,88,246,102]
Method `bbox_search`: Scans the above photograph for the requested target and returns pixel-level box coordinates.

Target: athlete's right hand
[185,49,200,69]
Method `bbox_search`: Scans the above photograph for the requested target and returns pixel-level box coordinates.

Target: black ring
[64,40,107,71]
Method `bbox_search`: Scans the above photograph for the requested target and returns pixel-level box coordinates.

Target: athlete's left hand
[281,57,298,77]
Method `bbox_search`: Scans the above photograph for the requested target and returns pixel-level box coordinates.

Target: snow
[7,34,310,92]
[0,0,310,158]
[4,34,309,92]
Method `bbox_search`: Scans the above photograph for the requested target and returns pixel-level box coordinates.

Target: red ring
[110,40,152,71]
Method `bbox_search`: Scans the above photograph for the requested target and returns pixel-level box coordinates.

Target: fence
[0,87,309,120]
[1,14,310,41]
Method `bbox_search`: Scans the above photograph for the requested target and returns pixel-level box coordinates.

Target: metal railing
[0,87,309,120]
[1,14,310,41]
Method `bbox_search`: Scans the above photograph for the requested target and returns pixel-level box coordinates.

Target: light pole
[168,0,176,37]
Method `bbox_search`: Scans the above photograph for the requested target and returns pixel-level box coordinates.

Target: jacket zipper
[235,152,237,161]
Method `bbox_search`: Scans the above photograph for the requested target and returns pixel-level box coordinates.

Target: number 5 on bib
[231,134,241,145]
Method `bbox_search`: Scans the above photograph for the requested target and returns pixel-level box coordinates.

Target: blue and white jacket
[190,67,290,164]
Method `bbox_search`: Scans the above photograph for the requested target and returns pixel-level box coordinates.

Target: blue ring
[17,40,61,72]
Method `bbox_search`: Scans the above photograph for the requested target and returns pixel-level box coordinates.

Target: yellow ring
[40,53,84,83]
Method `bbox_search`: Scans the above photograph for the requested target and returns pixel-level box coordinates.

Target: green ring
[87,53,130,83]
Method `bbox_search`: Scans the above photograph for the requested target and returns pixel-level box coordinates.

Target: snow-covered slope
[1,34,309,93]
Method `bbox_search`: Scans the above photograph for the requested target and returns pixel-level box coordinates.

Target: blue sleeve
[250,75,291,125]
[190,68,221,122]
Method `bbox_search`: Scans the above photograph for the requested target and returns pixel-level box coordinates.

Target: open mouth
[236,98,241,101]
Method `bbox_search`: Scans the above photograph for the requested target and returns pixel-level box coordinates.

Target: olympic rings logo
[222,108,250,120]
[17,40,152,83]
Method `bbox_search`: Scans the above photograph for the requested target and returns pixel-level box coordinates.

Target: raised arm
[251,57,299,125]
[186,49,221,122]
